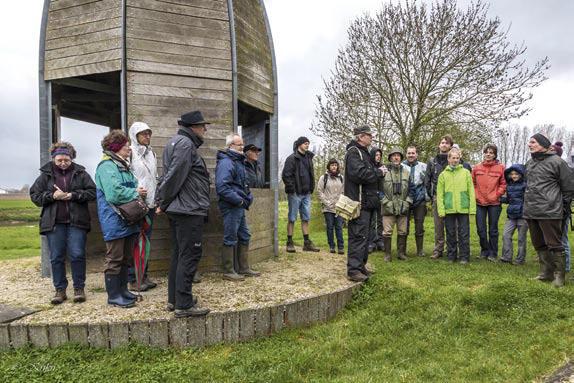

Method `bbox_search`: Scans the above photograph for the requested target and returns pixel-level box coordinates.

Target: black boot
[383,236,392,262]
[534,250,554,281]
[397,235,408,260]
[120,266,138,300]
[237,244,261,277]
[105,274,135,308]
[222,246,245,281]
[415,235,425,257]
[552,251,566,288]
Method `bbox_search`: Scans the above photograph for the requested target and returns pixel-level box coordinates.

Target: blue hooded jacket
[215,149,253,212]
[501,164,526,219]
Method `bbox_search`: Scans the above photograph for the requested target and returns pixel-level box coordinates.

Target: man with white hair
[128,121,158,291]
[215,133,260,281]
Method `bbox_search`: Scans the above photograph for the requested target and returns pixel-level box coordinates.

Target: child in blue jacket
[500,164,528,264]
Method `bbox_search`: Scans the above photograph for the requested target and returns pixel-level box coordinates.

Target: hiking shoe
[487,256,497,263]
[73,288,86,303]
[193,271,202,283]
[167,297,197,312]
[175,305,210,318]
[397,253,408,261]
[459,259,469,265]
[347,271,369,282]
[338,248,345,255]
[286,241,296,253]
[512,260,525,266]
[303,240,320,252]
[431,253,442,260]
[330,248,336,254]
[51,289,67,305]
[362,267,375,276]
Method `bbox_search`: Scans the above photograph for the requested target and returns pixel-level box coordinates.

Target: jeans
[324,212,344,250]
[501,218,528,263]
[46,224,87,290]
[287,193,311,222]
[347,208,374,275]
[167,214,205,310]
[445,214,470,262]
[476,205,502,259]
[562,216,571,271]
[222,207,251,247]
[129,210,155,283]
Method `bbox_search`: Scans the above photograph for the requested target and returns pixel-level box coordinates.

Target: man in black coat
[244,144,265,189]
[524,133,574,287]
[345,126,387,282]
[157,111,211,318]
[281,136,320,253]
[425,134,454,259]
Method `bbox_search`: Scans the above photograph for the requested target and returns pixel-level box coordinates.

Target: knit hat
[531,133,551,149]
[293,136,310,151]
[552,141,564,156]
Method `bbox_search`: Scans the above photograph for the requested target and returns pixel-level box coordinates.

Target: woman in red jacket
[472,143,507,261]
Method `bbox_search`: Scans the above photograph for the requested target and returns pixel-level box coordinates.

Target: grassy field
[1,199,573,382]
[0,199,40,223]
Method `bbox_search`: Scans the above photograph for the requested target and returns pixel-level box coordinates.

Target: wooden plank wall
[44,0,123,80]
[233,0,274,114]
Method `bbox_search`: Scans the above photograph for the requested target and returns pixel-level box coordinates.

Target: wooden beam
[55,77,120,94]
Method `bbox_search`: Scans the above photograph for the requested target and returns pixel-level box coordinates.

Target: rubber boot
[534,250,554,281]
[552,251,566,288]
[415,235,425,257]
[120,265,138,300]
[222,246,245,281]
[237,244,261,277]
[383,236,392,262]
[105,274,135,308]
[397,235,408,260]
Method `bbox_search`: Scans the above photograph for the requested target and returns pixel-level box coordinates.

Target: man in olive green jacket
[381,147,412,261]
[437,148,476,264]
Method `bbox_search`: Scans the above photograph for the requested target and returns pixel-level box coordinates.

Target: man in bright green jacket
[437,148,476,264]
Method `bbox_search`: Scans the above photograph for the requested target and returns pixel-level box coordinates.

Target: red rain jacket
[472,160,507,206]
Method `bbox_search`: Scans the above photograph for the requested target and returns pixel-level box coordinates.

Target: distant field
[0,225,40,260]
[0,199,40,223]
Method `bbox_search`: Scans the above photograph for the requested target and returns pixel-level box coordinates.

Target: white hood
[129,122,158,207]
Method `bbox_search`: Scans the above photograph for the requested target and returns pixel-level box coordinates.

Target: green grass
[1,200,573,382]
[0,225,40,260]
[0,199,40,223]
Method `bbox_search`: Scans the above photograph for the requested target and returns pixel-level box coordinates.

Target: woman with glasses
[30,142,96,305]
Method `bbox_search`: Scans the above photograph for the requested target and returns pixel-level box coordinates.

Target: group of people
[282,127,574,288]
[31,110,265,317]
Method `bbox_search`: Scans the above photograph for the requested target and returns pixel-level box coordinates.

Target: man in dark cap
[344,125,387,282]
[157,111,211,317]
[244,144,265,189]
[281,136,320,252]
[524,133,574,287]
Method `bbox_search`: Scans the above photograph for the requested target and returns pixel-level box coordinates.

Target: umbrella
[132,215,152,300]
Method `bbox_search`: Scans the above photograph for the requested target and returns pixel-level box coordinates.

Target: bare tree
[313,0,548,160]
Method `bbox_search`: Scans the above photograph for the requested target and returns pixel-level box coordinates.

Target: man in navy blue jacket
[215,133,261,281]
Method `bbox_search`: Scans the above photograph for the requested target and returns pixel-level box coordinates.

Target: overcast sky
[0,0,572,188]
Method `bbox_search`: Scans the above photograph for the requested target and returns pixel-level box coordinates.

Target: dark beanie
[552,141,564,156]
[531,133,551,149]
[293,136,310,151]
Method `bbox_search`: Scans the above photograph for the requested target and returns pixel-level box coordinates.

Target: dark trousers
[368,207,383,249]
[45,224,87,290]
[324,212,344,250]
[527,219,563,252]
[347,208,374,275]
[129,210,155,283]
[407,203,426,237]
[476,205,502,259]
[104,235,136,275]
[167,214,205,310]
[445,214,470,261]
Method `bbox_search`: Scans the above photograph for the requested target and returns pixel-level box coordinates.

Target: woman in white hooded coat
[128,122,158,291]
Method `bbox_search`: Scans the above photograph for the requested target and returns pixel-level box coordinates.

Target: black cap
[353,125,372,135]
[178,111,211,127]
[243,144,262,153]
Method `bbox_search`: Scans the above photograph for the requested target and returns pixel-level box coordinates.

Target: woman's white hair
[225,133,242,147]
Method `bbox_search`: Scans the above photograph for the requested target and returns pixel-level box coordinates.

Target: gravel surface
[0,248,357,325]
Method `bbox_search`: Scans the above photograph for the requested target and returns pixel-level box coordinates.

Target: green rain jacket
[437,164,476,217]
[381,163,412,216]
